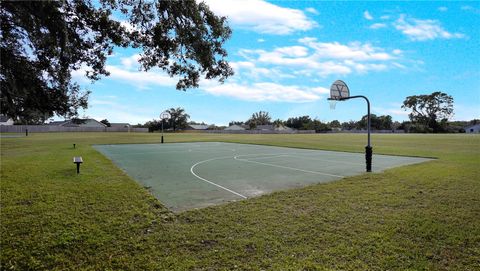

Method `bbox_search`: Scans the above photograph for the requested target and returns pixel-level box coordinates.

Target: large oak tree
[401,91,454,132]
[1,0,233,123]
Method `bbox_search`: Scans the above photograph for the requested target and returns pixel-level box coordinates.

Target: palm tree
[248,111,271,126]
[167,107,190,131]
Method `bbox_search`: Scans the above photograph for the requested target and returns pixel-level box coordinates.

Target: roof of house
[48,120,70,126]
[110,123,130,127]
[188,124,210,130]
[465,123,480,129]
[48,119,106,127]
[225,124,246,130]
[256,125,274,130]
[0,115,12,122]
[274,125,294,131]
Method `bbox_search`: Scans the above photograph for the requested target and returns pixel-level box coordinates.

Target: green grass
[1,132,479,270]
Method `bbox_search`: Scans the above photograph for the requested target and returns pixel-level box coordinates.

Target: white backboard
[330,80,350,100]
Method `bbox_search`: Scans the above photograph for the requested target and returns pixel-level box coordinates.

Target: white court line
[190,156,247,199]
[246,154,290,160]
[286,154,362,166]
[241,152,362,167]
[234,155,345,178]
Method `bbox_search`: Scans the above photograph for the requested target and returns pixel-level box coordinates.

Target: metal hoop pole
[161,119,164,143]
[339,95,372,172]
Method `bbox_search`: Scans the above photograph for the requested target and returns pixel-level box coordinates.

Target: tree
[144,119,162,132]
[272,119,284,128]
[228,121,244,126]
[1,0,233,123]
[285,116,312,130]
[358,114,392,130]
[329,120,341,129]
[100,119,111,127]
[402,91,454,132]
[246,111,271,126]
[167,107,190,131]
[341,121,357,130]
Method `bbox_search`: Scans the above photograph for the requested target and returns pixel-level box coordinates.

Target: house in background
[110,123,131,128]
[186,124,210,130]
[465,124,480,133]
[0,115,14,125]
[255,124,274,131]
[255,124,294,132]
[48,119,106,128]
[224,124,246,131]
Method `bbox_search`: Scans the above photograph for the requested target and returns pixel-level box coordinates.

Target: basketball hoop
[328,99,338,110]
[328,79,373,172]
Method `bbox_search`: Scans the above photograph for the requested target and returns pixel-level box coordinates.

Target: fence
[0,125,148,133]
[184,129,316,134]
[324,129,405,134]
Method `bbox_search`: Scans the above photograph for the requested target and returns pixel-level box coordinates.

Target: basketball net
[328,99,338,110]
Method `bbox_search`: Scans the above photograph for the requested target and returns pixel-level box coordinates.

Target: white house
[187,124,210,130]
[465,124,480,133]
[0,115,14,125]
[225,124,246,131]
[110,123,131,128]
[48,119,106,128]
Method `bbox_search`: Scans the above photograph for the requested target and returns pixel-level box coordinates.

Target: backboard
[160,111,171,120]
[329,80,350,100]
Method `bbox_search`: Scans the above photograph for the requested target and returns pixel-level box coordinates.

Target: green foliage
[285,115,313,130]
[167,107,190,131]
[228,121,245,126]
[246,111,272,127]
[100,119,111,127]
[1,0,233,122]
[357,114,393,130]
[1,133,479,270]
[402,92,454,133]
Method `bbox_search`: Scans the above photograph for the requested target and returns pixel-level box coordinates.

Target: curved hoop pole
[338,95,372,172]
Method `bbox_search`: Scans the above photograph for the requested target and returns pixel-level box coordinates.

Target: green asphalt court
[94,142,432,212]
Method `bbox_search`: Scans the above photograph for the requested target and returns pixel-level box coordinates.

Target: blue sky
[72,0,480,125]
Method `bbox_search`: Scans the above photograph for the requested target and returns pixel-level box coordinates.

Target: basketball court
[94,142,432,212]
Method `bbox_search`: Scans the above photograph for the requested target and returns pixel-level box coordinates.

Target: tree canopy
[246,111,272,127]
[402,91,454,132]
[167,107,190,131]
[1,0,233,123]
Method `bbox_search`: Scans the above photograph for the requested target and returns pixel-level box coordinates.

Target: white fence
[324,129,405,134]
[188,130,316,134]
[0,125,148,133]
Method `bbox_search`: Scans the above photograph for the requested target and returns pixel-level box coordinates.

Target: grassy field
[1,132,479,270]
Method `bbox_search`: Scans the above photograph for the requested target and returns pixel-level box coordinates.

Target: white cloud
[200,81,324,102]
[105,65,177,89]
[394,14,466,41]
[257,38,265,43]
[373,106,410,120]
[89,99,154,124]
[370,23,387,29]
[298,38,394,61]
[202,0,317,35]
[120,54,141,70]
[452,104,480,121]
[71,65,93,84]
[392,49,403,55]
[273,46,309,57]
[239,38,401,78]
[364,11,374,20]
[305,7,319,15]
[229,61,294,81]
[119,20,137,33]
[438,7,448,12]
